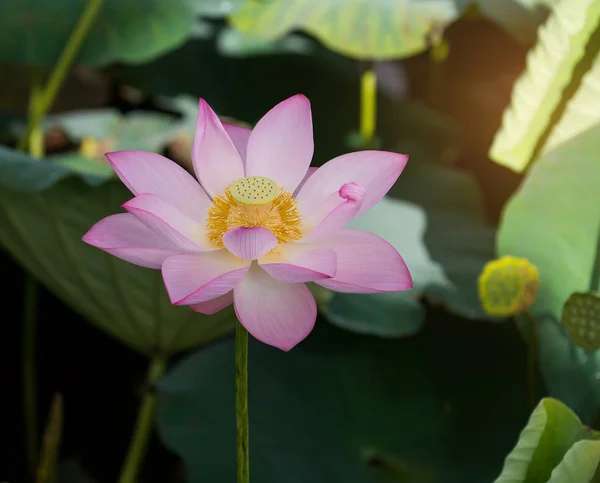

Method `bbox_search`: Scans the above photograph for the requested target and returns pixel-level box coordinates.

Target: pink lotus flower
[82,95,412,350]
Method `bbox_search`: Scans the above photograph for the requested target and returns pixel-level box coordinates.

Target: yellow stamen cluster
[478,255,540,316]
[206,176,303,247]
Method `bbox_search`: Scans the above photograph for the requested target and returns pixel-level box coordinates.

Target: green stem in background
[23,275,39,478]
[360,61,377,147]
[524,311,539,407]
[117,356,167,483]
[17,0,104,152]
[36,393,64,483]
[236,320,249,483]
[22,68,45,479]
[28,68,45,158]
[20,1,102,476]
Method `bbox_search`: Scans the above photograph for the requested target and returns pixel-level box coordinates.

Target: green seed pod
[229,176,280,205]
[562,292,600,352]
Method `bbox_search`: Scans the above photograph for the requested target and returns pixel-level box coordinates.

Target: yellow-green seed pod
[80,136,99,158]
[477,255,540,317]
[562,292,600,352]
[228,176,280,205]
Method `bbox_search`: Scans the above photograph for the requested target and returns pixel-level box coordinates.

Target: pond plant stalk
[22,66,46,479]
[236,320,250,483]
[360,60,377,148]
[117,356,166,483]
[17,0,104,152]
[18,0,103,478]
[524,311,538,407]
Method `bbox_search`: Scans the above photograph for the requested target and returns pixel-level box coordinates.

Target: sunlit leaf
[498,104,600,421]
[0,147,234,355]
[230,0,460,60]
[157,319,531,482]
[494,398,589,482]
[489,0,600,172]
[0,0,196,66]
[547,439,600,482]
[498,109,600,322]
[537,20,600,156]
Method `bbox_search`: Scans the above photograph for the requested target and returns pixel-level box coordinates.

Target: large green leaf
[0,147,75,191]
[488,0,600,172]
[323,161,496,337]
[17,109,184,185]
[547,440,600,482]
[494,398,590,482]
[43,109,180,152]
[229,0,461,60]
[537,18,600,157]
[497,23,600,314]
[157,318,531,483]
[497,113,600,422]
[497,11,600,318]
[0,147,235,356]
[497,104,600,321]
[497,39,600,419]
[0,0,196,66]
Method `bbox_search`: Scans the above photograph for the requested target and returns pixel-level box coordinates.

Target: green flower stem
[117,355,167,483]
[23,275,39,478]
[360,61,376,147]
[28,68,45,159]
[236,320,249,483]
[17,0,104,152]
[524,311,538,407]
